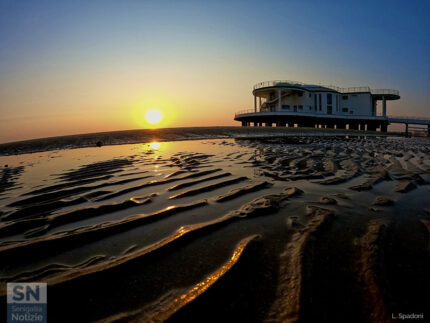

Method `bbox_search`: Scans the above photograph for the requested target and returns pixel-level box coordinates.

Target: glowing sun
[145,109,163,124]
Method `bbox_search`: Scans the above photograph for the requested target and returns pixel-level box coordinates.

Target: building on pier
[234,80,400,131]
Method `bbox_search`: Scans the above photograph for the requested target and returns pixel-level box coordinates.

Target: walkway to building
[387,116,430,136]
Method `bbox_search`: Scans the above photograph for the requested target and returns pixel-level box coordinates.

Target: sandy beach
[1,134,429,322]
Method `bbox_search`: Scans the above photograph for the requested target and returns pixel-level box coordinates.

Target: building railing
[234,109,387,118]
[371,89,400,96]
[253,80,399,96]
[253,80,307,90]
[235,109,258,115]
[388,115,430,121]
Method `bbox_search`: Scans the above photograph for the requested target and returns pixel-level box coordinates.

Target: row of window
[282,105,303,110]
[272,92,357,101]
[275,92,354,114]
[280,105,353,114]
[308,93,354,101]
[281,105,324,112]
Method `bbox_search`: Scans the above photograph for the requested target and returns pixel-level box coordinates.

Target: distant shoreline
[0,126,408,156]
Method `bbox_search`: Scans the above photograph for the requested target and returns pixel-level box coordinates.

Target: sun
[145,109,163,124]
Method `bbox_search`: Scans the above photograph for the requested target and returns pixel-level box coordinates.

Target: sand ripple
[0,136,429,322]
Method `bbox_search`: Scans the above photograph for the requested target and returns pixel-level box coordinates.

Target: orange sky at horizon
[0,74,248,143]
[0,74,416,143]
[1,1,429,144]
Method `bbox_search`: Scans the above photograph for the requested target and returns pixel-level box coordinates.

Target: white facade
[253,81,399,118]
[235,80,401,132]
[260,89,375,116]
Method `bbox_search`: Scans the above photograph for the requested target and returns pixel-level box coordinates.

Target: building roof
[253,80,400,99]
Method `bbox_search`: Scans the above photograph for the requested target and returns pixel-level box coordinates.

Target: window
[327,93,332,105]
[350,111,353,114]
[282,105,290,110]
[299,105,303,110]
[319,94,322,110]
[309,93,312,98]
[342,108,348,113]
[342,95,348,100]
[336,95,339,112]
[309,106,312,110]
[298,92,303,97]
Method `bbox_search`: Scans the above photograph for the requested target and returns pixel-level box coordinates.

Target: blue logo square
[7,283,47,323]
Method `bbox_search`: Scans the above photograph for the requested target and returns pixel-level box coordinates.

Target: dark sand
[0,135,429,322]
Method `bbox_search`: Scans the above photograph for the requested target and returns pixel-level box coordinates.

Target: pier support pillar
[241,121,246,127]
[367,124,376,131]
[301,120,313,128]
[405,123,409,137]
[381,124,387,132]
[349,123,359,130]
[428,125,430,137]
[265,122,272,127]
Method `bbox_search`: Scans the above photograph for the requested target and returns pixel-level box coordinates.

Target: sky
[0,0,429,143]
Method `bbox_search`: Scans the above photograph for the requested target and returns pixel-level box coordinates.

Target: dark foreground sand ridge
[0,136,429,322]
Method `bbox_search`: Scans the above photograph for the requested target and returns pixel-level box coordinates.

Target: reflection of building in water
[235,80,402,132]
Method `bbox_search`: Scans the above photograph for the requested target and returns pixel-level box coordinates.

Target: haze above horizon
[1,0,429,143]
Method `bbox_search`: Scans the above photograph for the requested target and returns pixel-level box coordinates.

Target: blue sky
[0,0,429,141]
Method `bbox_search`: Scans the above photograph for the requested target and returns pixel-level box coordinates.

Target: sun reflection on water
[150,142,160,150]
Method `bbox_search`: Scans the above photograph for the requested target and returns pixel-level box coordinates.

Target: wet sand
[0,136,429,322]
